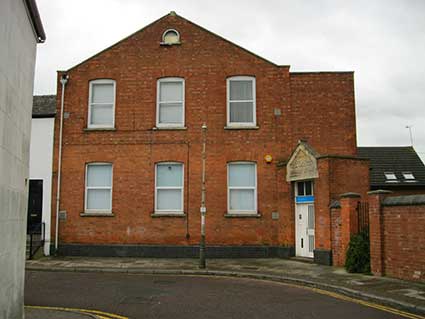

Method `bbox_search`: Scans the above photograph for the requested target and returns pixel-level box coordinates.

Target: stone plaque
[286,144,318,181]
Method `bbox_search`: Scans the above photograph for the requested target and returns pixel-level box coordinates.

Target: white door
[295,181,315,258]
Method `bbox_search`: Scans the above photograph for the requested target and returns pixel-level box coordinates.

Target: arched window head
[162,29,180,45]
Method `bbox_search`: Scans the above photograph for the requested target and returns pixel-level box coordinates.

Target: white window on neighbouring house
[157,78,185,127]
[402,172,416,181]
[155,162,184,213]
[384,172,398,182]
[85,163,113,212]
[88,79,115,128]
[228,162,257,214]
[227,76,256,127]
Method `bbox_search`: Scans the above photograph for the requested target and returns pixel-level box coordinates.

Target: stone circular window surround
[161,29,180,45]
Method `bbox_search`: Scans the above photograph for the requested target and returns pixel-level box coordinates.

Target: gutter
[54,74,69,252]
[23,0,46,43]
[32,113,56,119]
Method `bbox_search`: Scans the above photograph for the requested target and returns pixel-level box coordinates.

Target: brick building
[52,12,369,264]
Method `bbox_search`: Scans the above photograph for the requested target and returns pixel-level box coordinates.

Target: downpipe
[54,73,68,253]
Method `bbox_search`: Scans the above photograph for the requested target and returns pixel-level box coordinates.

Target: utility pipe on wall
[54,73,68,252]
[199,123,207,268]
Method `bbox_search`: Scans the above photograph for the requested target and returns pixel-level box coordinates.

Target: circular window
[162,29,180,45]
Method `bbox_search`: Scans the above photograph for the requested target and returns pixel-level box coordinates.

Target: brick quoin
[51,13,369,259]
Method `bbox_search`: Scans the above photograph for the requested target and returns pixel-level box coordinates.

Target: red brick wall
[380,204,425,281]
[314,158,369,254]
[330,206,343,266]
[314,159,332,250]
[290,73,357,156]
[369,192,425,281]
[369,192,385,275]
[51,14,358,247]
[329,158,369,200]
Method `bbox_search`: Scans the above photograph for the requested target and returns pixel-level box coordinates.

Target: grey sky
[34,0,425,161]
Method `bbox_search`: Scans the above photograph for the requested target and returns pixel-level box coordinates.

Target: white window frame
[156,77,185,128]
[155,162,184,214]
[384,171,398,182]
[88,79,116,129]
[402,172,416,181]
[226,76,256,127]
[84,162,113,213]
[295,180,314,197]
[227,161,257,214]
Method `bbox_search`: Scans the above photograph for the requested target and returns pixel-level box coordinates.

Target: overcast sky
[34,0,425,162]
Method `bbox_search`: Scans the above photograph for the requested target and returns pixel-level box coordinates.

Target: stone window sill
[160,42,182,46]
[224,213,261,218]
[151,212,186,218]
[152,126,187,131]
[80,212,115,217]
[224,126,259,130]
[84,127,116,132]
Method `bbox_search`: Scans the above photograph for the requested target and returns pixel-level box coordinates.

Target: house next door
[295,181,315,258]
[27,179,43,232]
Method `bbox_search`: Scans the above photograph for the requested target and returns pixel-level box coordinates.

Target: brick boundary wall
[369,191,425,282]
[330,193,363,267]
[330,201,342,266]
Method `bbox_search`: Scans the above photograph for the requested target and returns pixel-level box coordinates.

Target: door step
[291,256,314,264]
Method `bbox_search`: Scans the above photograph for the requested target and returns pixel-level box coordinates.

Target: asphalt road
[25,271,409,319]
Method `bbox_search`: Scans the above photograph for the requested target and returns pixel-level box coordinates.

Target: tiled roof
[33,95,56,117]
[357,146,425,187]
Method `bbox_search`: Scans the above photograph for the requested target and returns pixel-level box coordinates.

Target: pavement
[26,257,425,317]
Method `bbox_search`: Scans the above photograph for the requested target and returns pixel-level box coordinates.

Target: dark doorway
[27,179,43,233]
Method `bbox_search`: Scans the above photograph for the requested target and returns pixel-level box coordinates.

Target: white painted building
[0,0,45,318]
[29,95,56,255]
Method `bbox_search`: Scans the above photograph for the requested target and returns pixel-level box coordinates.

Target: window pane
[229,80,253,100]
[157,189,182,210]
[157,163,183,187]
[163,31,179,44]
[90,104,113,125]
[384,172,397,180]
[305,181,312,195]
[229,102,254,123]
[308,204,315,229]
[92,83,114,103]
[403,173,415,180]
[159,103,183,124]
[229,189,255,211]
[160,81,183,102]
[87,164,112,187]
[229,163,255,187]
[87,189,111,210]
[297,182,305,196]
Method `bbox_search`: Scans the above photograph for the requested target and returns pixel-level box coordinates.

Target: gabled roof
[33,95,56,118]
[357,146,425,187]
[62,11,284,72]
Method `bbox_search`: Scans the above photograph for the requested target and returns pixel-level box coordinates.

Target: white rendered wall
[0,0,38,318]
[29,117,55,255]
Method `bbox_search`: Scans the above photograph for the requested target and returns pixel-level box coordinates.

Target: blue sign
[296,195,315,203]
